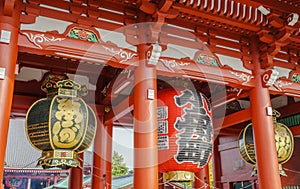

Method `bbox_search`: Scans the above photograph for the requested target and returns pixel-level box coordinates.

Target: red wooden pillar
[212,137,222,189]
[105,124,113,189]
[158,173,164,189]
[92,116,106,189]
[133,43,158,189]
[194,165,210,189]
[249,36,282,189]
[0,0,20,185]
[68,154,83,189]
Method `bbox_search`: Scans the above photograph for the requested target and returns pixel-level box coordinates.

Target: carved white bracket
[258,5,271,15]
[262,68,279,87]
[287,13,299,26]
[147,43,162,66]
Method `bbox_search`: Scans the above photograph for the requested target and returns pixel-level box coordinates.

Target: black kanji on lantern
[174,89,213,167]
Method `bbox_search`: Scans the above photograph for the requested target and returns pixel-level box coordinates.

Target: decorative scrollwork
[226,87,243,96]
[274,80,293,91]
[262,69,279,87]
[103,47,137,63]
[229,71,254,85]
[160,59,190,72]
[21,32,65,49]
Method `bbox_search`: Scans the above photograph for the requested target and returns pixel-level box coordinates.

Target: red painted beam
[214,100,300,133]
[104,94,133,125]
[277,101,300,117]
[214,108,251,131]
[17,29,300,97]
[289,125,300,136]
[17,31,257,89]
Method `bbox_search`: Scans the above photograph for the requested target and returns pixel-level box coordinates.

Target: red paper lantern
[158,88,213,182]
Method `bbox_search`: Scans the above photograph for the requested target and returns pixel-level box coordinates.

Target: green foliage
[112,151,129,177]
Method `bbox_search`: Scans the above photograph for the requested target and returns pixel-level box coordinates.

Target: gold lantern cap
[41,74,68,97]
[41,73,88,98]
[57,79,88,98]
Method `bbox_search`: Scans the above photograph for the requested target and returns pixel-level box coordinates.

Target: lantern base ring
[163,171,194,182]
[38,157,81,170]
[38,150,81,170]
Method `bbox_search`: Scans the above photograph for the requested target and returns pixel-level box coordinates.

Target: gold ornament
[238,109,294,176]
[26,75,97,169]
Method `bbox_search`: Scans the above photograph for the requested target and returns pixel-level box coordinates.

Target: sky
[112,127,134,169]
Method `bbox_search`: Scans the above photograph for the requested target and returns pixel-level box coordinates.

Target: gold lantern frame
[238,109,294,176]
[25,76,97,169]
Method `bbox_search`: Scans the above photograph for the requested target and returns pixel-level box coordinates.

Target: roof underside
[11,0,300,135]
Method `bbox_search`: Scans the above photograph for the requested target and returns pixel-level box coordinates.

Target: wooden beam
[217,128,242,136]
[104,94,134,125]
[213,100,300,132]
[18,52,108,77]
[214,108,251,130]
[290,125,300,136]
[112,115,133,128]
[212,90,249,108]
[17,30,257,89]
[102,71,134,105]
[172,3,262,32]
[17,30,300,98]
[277,101,300,118]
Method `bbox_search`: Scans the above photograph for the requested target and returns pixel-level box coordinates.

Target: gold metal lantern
[26,75,97,169]
[238,109,294,176]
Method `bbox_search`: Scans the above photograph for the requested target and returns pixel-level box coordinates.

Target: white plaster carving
[103,47,137,63]
[22,32,65,49]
